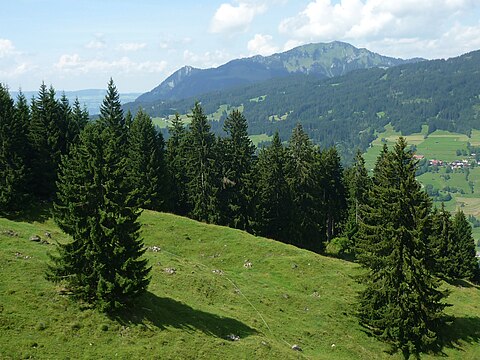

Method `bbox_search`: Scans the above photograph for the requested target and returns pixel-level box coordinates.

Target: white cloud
[210,2,267,34]
[278,0,480,58]
[117,42,147,52]
[54,54,167,74]
[85,35,106,50]
[247,34,279,56]
[0,39,17,57]
[183,49,233,68]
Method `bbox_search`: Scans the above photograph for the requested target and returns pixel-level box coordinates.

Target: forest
[1,79,479,358]
[126,49,480,163]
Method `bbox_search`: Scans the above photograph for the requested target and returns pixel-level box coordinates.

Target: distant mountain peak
[134,41,422,104]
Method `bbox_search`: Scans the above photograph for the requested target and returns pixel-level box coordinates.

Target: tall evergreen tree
[254,132,292,243]
[0,85,29,212]
[429,204,454,278]
[356,138,448,357]
[451,210,479,281]
[28,83,66,199]
[343,150,371,253]
[68,98,89,149]
[49,80,150,312]
[166,113,189,215]
[185,102,219,223]
[286,124,321,249]
[321,146,347,241]
[128,108,167,211]
[218,109,255,230]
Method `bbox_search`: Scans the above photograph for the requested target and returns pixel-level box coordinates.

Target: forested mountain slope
[128,49,480,162]
[134,41,419,103]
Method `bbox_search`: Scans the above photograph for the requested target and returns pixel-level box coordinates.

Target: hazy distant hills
[9,89,141,115]
[134,41,421,103]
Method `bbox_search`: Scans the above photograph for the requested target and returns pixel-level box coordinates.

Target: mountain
[127,49,480,163]
[135,41,421,103]
[9,89,141,115]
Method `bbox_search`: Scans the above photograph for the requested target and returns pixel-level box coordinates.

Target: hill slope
[135,41,419,103]
[130,49,480,162]
[1,211,479,359]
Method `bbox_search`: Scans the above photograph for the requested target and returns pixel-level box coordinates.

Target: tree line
[1,80,478,357]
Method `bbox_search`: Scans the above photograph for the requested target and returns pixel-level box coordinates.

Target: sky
[1,0,480,93]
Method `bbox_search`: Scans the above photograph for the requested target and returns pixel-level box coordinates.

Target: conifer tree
[218,109,255,230]
[343,150,371,253]
[321,146,347,241]
[286,124,321,249]
[451,210,479,281]
[356,137,448,357]
[128,108,167,211]
[254,132,292,243]
[185,102,219,223]
[69,98,89,145]
[49,80,150,312]
[28,83,65,199]
[166,113,189,215]
[429,204,454,277]
[0,85,29,212]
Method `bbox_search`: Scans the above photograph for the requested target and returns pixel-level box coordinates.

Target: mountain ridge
[135,41,422,103]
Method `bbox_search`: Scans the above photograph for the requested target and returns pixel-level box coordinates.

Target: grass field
[249,133,273,147]
[1,211,480,359]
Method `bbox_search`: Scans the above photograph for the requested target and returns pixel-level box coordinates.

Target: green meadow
[1,210,480,359]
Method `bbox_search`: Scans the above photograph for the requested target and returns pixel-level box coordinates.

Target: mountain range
[135,41,421,103]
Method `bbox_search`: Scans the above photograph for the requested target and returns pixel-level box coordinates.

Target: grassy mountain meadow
[1,209,479,359]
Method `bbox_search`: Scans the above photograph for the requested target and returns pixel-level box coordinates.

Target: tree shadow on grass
[444,278,480,289]
[436,315,480,355]
[112,291,257,339]
[2,201,52,223]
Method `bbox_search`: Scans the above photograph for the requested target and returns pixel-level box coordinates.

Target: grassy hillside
[1,211,479,359]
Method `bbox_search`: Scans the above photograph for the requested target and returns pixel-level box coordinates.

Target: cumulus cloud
[117,42,147,52]
[182,49,234,68]
[85,35,106,50]
[247,34,279,56]
[210,1,267,34]
[54,54,167,74]
[0,39,17,57]
[278,0,479,57]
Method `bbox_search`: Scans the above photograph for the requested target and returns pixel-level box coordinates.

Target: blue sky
[1,0,480,92]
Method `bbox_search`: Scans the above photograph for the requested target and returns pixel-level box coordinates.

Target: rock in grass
[291,344,302,351]
[226,334,240,341]
[30,235,41,242]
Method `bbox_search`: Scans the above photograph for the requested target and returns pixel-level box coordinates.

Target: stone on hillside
[29,235,41,242]
[226,334,240,341]
[292,344,302,351]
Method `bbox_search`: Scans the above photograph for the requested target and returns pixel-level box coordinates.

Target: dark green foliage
[28,84,69,199]
[254,132,292,243]
[166,113,189,215]
[343,150,371,253]
[429,204,455,278]
[128,108,168,211]
[321,146,347,242]
[185,102,219,223]
[48,80,150,312]
[218,110,255,230]
[69,98,89,147]
[451,210,479,282]
[356,137,448,357]
[0,85,29,212]
[286,124,322,250]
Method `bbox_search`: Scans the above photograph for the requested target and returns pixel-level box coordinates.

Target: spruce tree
[49,80,150,312]
[321,146,347,242]
[218,109,255,230]
[429,204,454,278]
[356,137,448,357]
[451,210,479,281]
[128,108,167,211]
[343,150,371,253]
[286,124,321,249]
[69,98,89,146]
[166,113,189,215]
[254,132,292,243]
[185,102,219,223]
[28,83,65,199]
[0,85,29,212]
